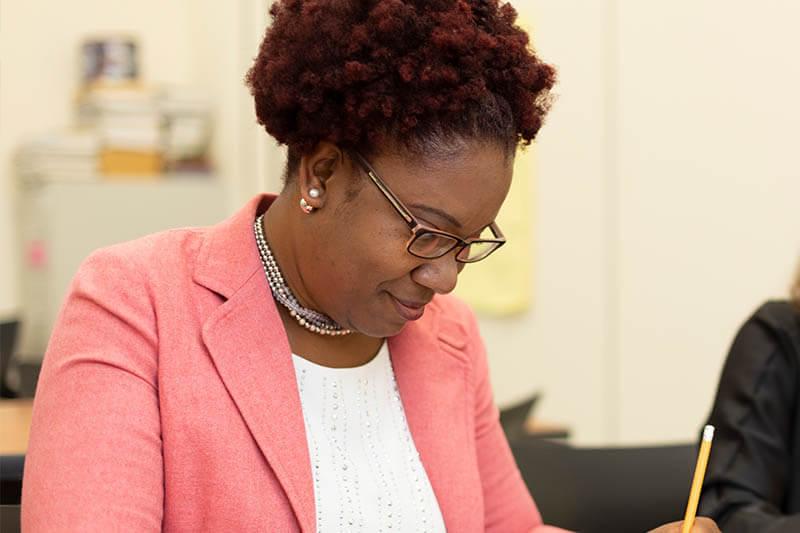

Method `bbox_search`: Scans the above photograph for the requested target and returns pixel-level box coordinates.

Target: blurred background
[1,0,799,449]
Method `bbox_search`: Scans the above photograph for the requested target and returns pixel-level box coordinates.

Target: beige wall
[476,1,616,444]
[2,1,799,445]
[487,0,800,444]
[615,1,800,443]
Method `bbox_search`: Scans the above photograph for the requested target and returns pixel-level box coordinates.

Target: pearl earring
[309,188,321,199]
[300,198,314,214]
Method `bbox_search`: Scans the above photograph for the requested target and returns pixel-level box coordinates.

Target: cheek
[317,221,411,292]
[349,211,414,266]
[357,239,415,286]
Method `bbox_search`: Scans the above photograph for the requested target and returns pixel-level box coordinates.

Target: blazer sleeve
[699,302,800,533]
[466,309,570,533]
[21,246,164,532]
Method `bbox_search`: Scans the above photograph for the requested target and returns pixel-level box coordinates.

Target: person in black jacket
[699,267,800,532]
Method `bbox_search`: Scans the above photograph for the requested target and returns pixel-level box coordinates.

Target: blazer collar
[193,194,273,299]
[194,195,475,531]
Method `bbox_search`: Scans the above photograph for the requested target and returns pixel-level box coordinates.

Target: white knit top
[292,343,446,533]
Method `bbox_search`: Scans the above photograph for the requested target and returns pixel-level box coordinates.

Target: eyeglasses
[351,151,506,263]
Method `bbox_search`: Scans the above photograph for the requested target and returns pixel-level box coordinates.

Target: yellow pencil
[681,424,715,533]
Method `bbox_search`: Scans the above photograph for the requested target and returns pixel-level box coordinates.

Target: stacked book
[17,131,100,183]
[160,86,213,173]
[78,87,164,176]
[18,86,213,183]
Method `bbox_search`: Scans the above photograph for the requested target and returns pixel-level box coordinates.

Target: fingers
[692,517,721,532]
[647,517,720,533]
[646,520,681,532]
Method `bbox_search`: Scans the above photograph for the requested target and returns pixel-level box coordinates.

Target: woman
[22,1,717,531]
[699,266,800,532]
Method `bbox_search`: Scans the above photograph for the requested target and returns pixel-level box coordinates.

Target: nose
[410,254,463,295]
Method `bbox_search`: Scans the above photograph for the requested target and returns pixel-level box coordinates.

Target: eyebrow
[409,203,463,230]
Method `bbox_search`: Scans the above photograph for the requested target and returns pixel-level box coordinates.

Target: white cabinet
[16,177,228,360]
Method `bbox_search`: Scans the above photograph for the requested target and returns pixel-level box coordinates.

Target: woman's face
[299,141,513,338]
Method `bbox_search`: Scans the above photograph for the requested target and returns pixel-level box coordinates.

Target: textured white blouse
[292,342,447,533]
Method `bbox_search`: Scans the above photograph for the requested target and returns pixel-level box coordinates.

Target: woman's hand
[648,517,720,532]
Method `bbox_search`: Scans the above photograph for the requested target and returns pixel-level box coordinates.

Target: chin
[345,295,417,338]
[350,315,408,339]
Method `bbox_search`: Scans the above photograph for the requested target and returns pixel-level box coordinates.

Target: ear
[296,141,346,211]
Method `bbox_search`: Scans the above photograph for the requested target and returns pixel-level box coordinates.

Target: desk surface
[0,398,567,455]
[0,400,33,455]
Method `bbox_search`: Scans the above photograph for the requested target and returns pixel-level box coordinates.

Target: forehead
[370,143,514,232]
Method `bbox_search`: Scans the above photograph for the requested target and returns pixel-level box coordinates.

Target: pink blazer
[22,195,567,532]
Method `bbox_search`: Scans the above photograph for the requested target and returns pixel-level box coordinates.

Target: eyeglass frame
[349,150,506,263]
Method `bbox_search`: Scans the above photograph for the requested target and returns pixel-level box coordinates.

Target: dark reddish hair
[792,261,800,309]
[246,0,556,178]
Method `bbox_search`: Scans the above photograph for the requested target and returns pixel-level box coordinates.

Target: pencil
[681,424,715,533]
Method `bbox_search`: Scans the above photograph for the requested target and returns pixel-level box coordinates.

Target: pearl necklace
[254,214,352,336]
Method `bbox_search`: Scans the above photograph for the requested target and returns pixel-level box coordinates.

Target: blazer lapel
[194,195,315,532]
[389,310,483,531]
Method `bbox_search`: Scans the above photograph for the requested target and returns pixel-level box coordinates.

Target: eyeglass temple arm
[367,172,416,226]
[352,152,416,228]
[489,221,506,241]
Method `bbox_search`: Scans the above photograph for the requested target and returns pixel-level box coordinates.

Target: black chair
[0,505,20,533]
[0,454,24,505]
[499,392,540,442]
[0,454,24,533]
[0,320,20,398]
[511,436,695,533]
[1,320,25,532]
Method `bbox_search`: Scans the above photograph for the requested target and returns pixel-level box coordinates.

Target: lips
[390,295,428,321]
